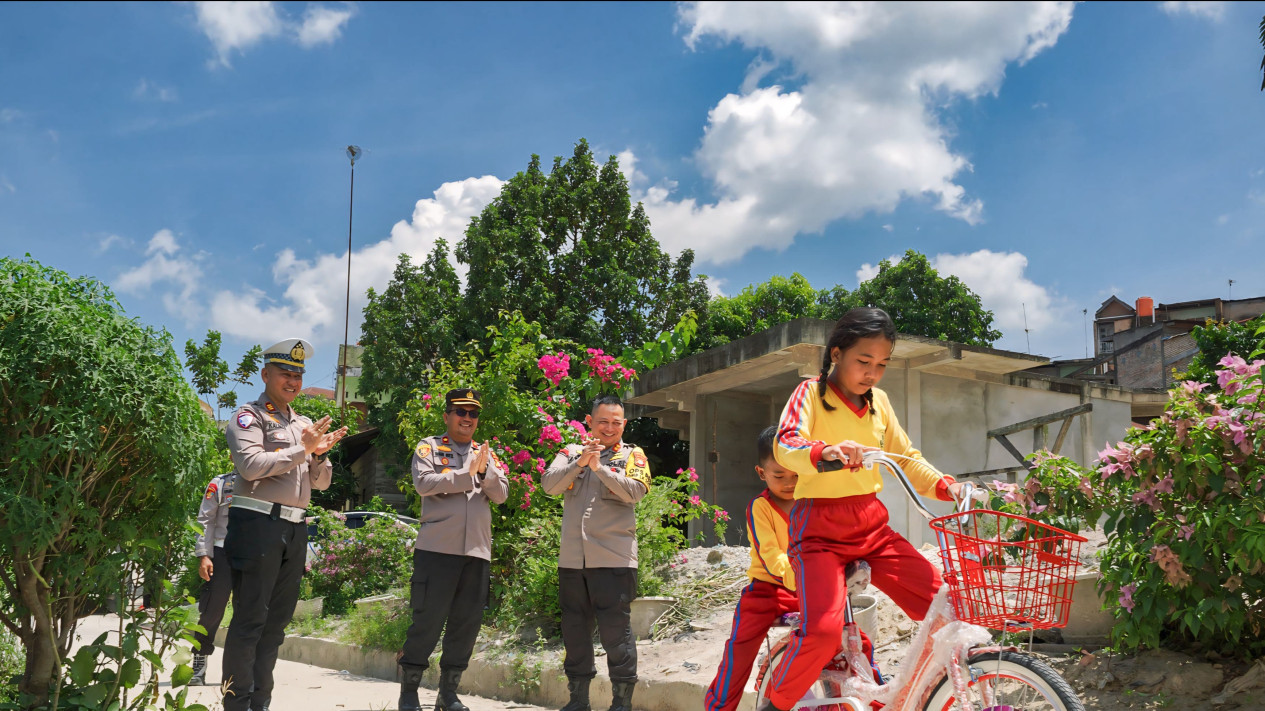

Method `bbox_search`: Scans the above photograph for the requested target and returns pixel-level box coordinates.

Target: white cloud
[704,275,727,298]
[1159,1,1226,21]
[0,175,14,194]
[1217,214,1230,226]
[0,108,21,123]
[205,176,504,345]
[97,234,127,253]
[881,224,894,232]
[192,1,356,67]
[115,230,204,323]
[1031,101,1049,109]
[854,249,1070,356]
[296,4,355,47]
[637,2,1074,265]
[133,78,178,102]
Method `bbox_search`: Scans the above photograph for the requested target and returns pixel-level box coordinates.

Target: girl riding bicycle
[764,307,968,711]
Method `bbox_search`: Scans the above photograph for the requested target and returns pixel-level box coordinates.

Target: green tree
[1180,316,1265,385]
[697,273,832,350]
[184,331,229,418]
[455,138,709,354]
[847,250,1001,346]
[359,241,462,471]
[0,257,222,705]
[291,392,360,511]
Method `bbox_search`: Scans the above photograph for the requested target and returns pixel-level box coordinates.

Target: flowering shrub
[637,468,729,596]
[994,344,1265,655]
[306,511,415,616]
[396,311,717,631]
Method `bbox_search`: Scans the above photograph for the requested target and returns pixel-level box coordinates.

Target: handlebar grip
[816,458,845,472]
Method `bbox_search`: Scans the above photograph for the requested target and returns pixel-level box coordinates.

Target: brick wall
[1116,333,1164,389]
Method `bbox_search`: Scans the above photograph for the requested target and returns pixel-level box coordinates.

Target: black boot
[559,676,592,711]
[435,667,470,711]
[607,679,635,711]
[399,665,424,711]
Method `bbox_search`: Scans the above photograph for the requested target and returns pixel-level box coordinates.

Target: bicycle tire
[924,650,1084,711]
[754,645,837,711]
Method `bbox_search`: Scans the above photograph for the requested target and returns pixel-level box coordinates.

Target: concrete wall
[689,392,779,545]
[689,370,1134,548]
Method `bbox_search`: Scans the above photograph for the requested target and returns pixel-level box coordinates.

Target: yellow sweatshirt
[774,378,953,501]
[746,491,795,591]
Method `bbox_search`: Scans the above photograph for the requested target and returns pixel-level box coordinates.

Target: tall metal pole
[340,146,362,424]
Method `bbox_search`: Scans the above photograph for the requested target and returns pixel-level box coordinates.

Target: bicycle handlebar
[818,450,979,521]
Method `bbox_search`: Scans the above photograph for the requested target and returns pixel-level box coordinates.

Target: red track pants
[766,494,942,710]
[704,580,799,711]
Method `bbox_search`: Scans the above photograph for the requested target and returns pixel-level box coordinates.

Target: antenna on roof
[1023,302,1031,354]
[1229,278,1235,300]
[1082,308,1088,358]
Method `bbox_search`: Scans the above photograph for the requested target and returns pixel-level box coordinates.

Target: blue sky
[3,1,1264,394]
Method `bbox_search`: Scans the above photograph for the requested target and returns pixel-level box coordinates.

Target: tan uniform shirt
[194,473,236,557]
[226,394,332,508]
[411,434,509,561]
[543,441,652,569]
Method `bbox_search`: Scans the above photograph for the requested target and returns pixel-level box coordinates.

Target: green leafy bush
[306,513,415,616]
[992,339,1265,655]
[346,600,411,652]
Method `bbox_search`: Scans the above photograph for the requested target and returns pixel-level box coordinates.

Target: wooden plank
[1051,414,1075,454]
[987,403,1093,438]
[994,434,1034,469]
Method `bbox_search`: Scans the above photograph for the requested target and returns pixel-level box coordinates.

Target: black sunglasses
[447,407,481,418]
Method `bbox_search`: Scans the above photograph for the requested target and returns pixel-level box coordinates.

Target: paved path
[73,614,552,711]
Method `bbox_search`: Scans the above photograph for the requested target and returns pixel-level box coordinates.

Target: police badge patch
[237,412,255,429]
[415,442,432,459]
[205,482,218,500]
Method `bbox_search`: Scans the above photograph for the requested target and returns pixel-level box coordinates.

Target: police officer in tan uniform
[398,388,509,711]
[543,395,652,711]
[190,471,236,686]
[222,339,347,711]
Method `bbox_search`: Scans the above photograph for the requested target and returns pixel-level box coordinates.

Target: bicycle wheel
[924,651,1084,711]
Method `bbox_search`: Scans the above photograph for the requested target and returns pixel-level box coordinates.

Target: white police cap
[262,338,313,373]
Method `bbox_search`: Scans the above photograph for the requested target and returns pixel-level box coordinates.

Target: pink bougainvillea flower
[1178,524,1194,541]
[688,469,699,482]
[566,420,588,437]
[1119,583,1136,613]
[538,424,563,448]
[1078,477,1095,498]
[512,449,531,467]
[536,406,555,423]
[1180,380,1209,397]
[537,352,571,386]
[689,495,701,506]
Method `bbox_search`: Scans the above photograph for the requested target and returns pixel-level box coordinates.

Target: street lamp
[339,145,362,423]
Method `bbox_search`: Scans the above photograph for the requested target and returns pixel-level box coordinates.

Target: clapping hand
[302,416,348,456]
[472,442,490,476]
[576,436,605,471]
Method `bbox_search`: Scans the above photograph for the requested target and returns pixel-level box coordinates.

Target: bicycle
[752,450,1088,711]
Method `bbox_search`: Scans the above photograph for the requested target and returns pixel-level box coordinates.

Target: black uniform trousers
[193,545,232,655]
[222,508,307,711]
[400,549,490,672]
[558,566,638,682]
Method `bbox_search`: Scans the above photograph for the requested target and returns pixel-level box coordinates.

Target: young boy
[704,426,799,711]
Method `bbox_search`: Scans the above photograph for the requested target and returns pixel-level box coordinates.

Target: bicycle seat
[773,612,801,628]
[845,559,871,595]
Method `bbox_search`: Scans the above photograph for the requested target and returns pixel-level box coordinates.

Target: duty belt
[230,495,307,523]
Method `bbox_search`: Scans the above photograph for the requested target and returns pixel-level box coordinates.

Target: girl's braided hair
[818,307,897,412]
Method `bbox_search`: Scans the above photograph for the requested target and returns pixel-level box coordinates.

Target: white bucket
[850,593,878,639]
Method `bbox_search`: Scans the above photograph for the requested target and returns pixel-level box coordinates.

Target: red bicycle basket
[929,509,1086,630]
